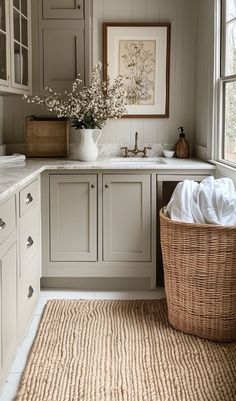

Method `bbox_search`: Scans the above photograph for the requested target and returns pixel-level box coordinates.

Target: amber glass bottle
[175,127,190,158]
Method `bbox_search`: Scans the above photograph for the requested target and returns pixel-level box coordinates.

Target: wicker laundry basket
[160,209,236,342]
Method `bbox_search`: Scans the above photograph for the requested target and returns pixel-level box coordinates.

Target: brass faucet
[120,132,152,158]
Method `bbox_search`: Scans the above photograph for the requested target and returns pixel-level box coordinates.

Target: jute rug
[16,299,236,401]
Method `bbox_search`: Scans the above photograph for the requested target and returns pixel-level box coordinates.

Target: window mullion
[220,80,225,160]
[217,1,236,166]
[226,16,236,24]
[220,74,236,81]
[221,0,227,77]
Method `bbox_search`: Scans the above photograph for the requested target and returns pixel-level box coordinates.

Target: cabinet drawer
[19,180,39,217]
[0,196,16,245]
[18,253,40,336]
[20,206,40,274]
[43,0,84,19]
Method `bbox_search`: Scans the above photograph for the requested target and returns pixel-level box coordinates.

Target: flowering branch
[23,62,127,129]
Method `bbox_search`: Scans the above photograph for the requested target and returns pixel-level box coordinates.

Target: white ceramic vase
[78,129,102,162]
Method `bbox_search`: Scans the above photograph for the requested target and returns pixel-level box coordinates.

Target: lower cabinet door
[103,175,151,262]
[50,175,97,262]
[19,206,40,277]
[1,243,17,367]
[18,253,40,337]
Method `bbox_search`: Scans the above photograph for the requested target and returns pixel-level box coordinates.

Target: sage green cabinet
[50,174,97,262]
[43,0,84,19]
[103,175,151,262]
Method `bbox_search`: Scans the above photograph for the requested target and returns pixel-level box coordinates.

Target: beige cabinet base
[41,277,151,291]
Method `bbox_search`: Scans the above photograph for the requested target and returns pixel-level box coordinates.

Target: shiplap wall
[194,0,214,150]
[93,0,197,145]
[4,0,198,148]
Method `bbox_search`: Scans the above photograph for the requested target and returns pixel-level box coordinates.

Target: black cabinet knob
[27,236,34,249]
[28,286,34,298]
[25,193,33,205]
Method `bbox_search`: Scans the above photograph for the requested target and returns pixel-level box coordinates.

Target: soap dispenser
[175,126,190,158]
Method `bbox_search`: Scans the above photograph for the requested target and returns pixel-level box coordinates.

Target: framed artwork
[103,23,171,118]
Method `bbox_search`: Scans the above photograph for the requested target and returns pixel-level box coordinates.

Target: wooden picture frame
[103,22,171,118]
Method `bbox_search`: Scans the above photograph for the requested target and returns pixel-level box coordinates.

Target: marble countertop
[0,157,215,202]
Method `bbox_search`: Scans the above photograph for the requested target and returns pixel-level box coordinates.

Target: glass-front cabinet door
[10,0,31,91]
[0,0,10,87]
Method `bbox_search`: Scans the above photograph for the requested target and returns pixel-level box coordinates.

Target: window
[220,0,236,165]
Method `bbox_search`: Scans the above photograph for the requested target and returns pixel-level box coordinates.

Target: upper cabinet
[41,20,84,92]
[0,0,32,94]
[43,0,84,19]
[10,0,32,90]
[39,0,89,93]
[0,0,10,88]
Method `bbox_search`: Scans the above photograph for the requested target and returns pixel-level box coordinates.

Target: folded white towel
[0,154,26,164]
[166,176,236,226]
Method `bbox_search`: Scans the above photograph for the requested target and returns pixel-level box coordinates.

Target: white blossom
[24,63,127,129]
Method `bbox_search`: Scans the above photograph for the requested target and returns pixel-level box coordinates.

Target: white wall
[4,0,198,149]
[194,0,214,150]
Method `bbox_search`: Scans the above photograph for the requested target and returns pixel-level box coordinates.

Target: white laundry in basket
[166,176,236,226]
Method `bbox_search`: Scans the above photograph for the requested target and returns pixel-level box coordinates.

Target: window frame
[215,0,236,168]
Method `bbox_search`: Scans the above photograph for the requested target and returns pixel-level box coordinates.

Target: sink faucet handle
[120,146,129,158]
[143,146,152,158]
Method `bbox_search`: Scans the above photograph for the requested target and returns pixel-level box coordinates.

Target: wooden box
[25,116,69,157]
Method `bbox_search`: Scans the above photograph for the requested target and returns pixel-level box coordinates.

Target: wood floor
[0,288,165,401]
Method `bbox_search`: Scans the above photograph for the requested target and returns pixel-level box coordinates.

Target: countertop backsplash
[71,143,166,159]
[6,142,192,159]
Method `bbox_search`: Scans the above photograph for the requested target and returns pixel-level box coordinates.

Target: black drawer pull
[25,193,33,205]
[0,219,6,230]
[28,286,34,298]
[27,236,34,248]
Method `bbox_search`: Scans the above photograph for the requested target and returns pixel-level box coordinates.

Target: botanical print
[119,40,156,105]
